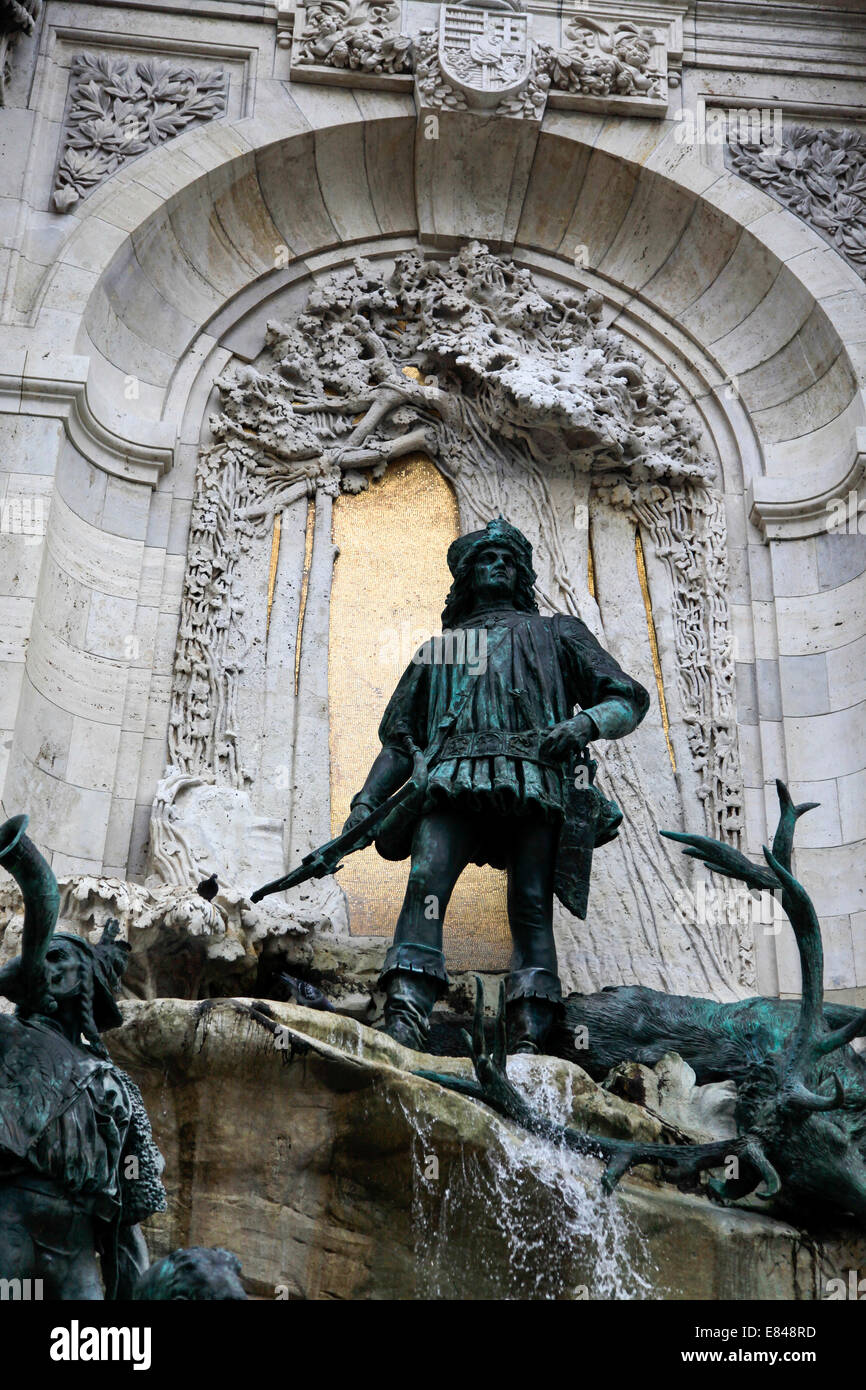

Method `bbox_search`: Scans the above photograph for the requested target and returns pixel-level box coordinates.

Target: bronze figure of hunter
[335,516,649,1053]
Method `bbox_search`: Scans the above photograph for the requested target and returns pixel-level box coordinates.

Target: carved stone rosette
[52,51,227,212]
[727,125,866,282]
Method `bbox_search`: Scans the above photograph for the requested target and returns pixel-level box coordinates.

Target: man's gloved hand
[0,958,57,1017]
[540,713,596,761]
[341,800,379,843]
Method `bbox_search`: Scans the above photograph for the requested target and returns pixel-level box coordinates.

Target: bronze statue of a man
[0,816,166,1299]
[343,518,650,1053]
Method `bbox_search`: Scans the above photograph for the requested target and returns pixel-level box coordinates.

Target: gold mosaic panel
[329,453,511,971]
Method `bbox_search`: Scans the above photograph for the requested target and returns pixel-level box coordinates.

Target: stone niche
[129,239,752,1007]
[2,0,865,1017]
[0,234,760,1015]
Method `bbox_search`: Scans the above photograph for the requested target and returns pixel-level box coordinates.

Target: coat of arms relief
[289,0,679,119]
[437,5,532,108]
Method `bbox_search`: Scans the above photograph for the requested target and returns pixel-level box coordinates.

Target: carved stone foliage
[0,874,258,1003]
[160,243,750,994]
[728,126,866,281]
[52,52,227,212]
[538,17,669,109]
[176,245,721,781]
[0,0,39,104]
[600,479,743,845]
[295,0,413,76]
[168,369,429,788]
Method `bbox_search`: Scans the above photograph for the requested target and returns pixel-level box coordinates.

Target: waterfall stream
[396,1058,657,1300]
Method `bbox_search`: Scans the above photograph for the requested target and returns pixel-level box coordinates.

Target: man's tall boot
[378,971,440,1050]
[376,943,448,1052]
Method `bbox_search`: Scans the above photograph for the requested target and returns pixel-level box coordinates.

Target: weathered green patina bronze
[421,781,866,1224]
[132,1246,247,1300]
[335,516,649,1053]
[0,815,167,1299]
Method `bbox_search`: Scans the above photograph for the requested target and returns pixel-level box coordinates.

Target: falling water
[397,1058,657,1300]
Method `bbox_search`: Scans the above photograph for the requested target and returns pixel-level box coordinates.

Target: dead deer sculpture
[419,781,866,1223]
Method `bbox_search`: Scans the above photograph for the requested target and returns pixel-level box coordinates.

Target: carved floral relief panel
[727,126,866,282]
[52,51,228,211]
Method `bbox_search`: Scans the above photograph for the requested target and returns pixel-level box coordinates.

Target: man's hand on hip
[540,713,595,761]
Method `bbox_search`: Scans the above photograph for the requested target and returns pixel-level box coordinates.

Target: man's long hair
[441,544,539,627]
[76,961,110,1059]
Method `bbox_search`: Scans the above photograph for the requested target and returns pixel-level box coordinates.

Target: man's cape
[0,1014,110,1162]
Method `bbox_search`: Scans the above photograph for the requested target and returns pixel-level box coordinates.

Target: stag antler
[761,847,866,1113]
[416,978,776,1200]
[659,779,817,888]
[664,782,866,1116]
